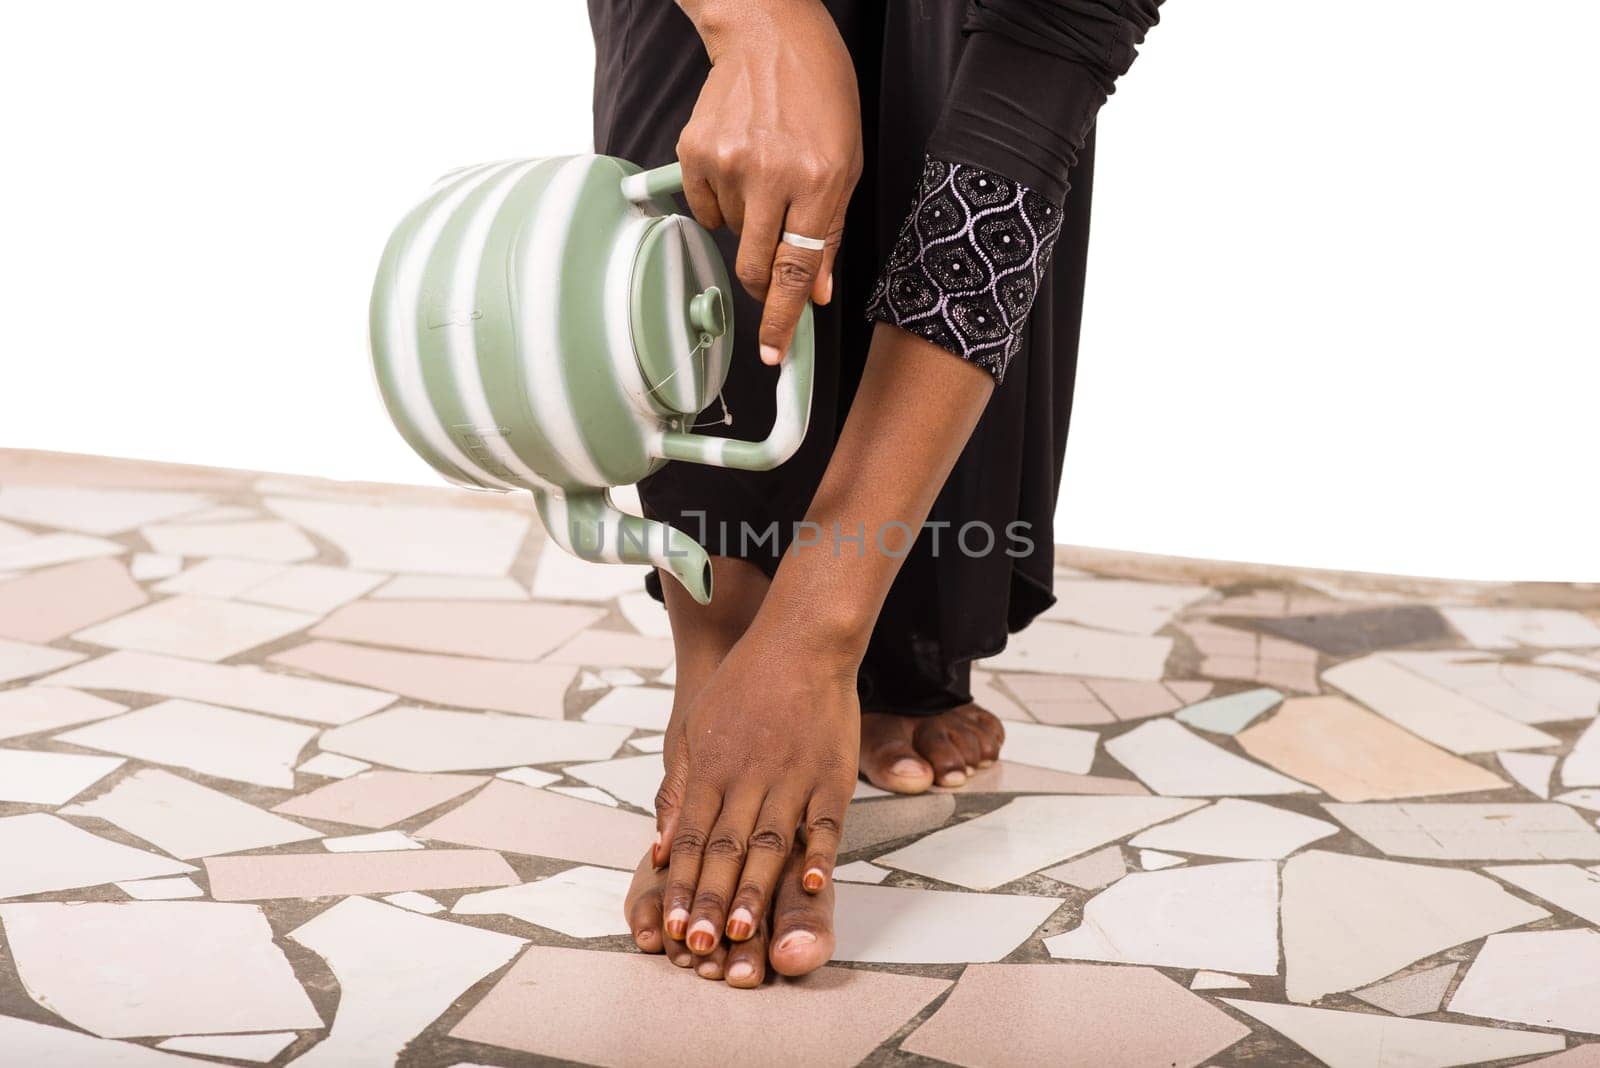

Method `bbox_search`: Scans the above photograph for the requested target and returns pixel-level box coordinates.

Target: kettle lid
[630,214,733,416]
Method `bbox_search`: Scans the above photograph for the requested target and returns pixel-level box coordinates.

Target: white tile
[1106,719,1315,796]
[1138,849,1186,869]
[383,891,445,914]
[0,485,210,535]
[1042,578,1213,634]
[0,684,128,741]
[531,547,652,602]
[577,671,606,691]
[542,628,676,669]
[550,785,618,806]
[1499,750,1558,798]
[45,649,394,725]
[1219,999,1563,1068]
[0,638,86,684]
[1386,650,1600,724]
[598,667,645,686]
[156,558,286,597]
[1191,971,1250,990]
[0,813,194,898]
[656,661,677,686]
[0,901,321,1038]
[454,866,634,938]
[372,575,528,600]
[877,795,1205,891]
[580,686,673,730]
[58,700,319,789]
[1565,717,1600,787]
[128,553,182,580]
[628,733,665,753]
[1539,649,1600,674]
[617,590,671,637]
[117,876,204,900]
[496,766,561,789]
[1485,863,1600,926]
[179,505,262,523]
[324,830,422,852]
[266,496,530,576]
[991,720,1098,774]
[0,1014,215,1066]
[561,753,663,812]
[238,563,388,614]
[833,860,892,884]
[72,596,316,662]
[1281,850,1548,1003]
[318,705,629,772]
[141,520,317,563]
[1046,861,1279,974]
[1175,688,1283,735]
[1442,607,1600,650]
[297,752,372,779]
[981,621,1172,680]
[286,896,526,1067]
[968,670,1030,722]
[156,1033,298,1063]
[832,882,1062,964]
[1449,928,1600,1034]
[1323,653,1559,754]
[1130,798,1339,859]
[0,747,122,804]
[1325,801,1600,861]
[0,532,125,571]
[1559,789,1600,812]
[62,768,320,858]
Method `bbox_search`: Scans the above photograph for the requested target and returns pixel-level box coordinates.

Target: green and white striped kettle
[370,155,815,604]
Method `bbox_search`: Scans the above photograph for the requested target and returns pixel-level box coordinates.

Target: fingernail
[802,868,825,893]
[665,907,688,938]
[940,769,968,787]
[727,960,755,981]
[776,930,817,953]
[821,273,834,303]
[726,908,754,940]
[891,758,925,778]
[687,920,718,954]
[759,343,780,364]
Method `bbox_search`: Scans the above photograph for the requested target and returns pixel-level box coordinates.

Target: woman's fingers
[810,187,851,306]
[662,786,722,941]
[683,787,764,955]
[756,193,836,365]
[732,196,785,305]
[651,747,690,868]
[679,168,725,234]
[724,791,804,940]
[799,785,849,894]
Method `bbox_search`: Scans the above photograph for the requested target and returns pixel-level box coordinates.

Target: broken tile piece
[0,1010,223,1065]
[879,795,1204,891]
[235,563,388,614]
[205,849,518,900]
[288,896,527,1068]
[496,766,561,789]
[1323,653,1559,754]
[416,779,654,870]
[617,590,671,637]
[1238,605,1453,656]
[271,640,574,719]
[63,768,321,858]
[1449,928,1600,1034]
[530,548,653,602]
[1106,719,1314,796]
[550,785,617,806]
[453,866,634,938]
[1043,578,1214,634]
[981,621,1173,680]
[0,558,146,643]
[832,860,892,884]
[141,519,316,563]
[1236,695,1507,802]
[1175,688,1282,735]
[451,946,948,1067]
[1191,970,1251,991]
[317,706,627,772]
[0,686,127,741]
[1565,718,1600,787]
[1139,849,1186,869]
[323,830,421,852]
[1219,998,1562,1067]
[273,770,487,829]
[372,574,528,600]
[1386,651,1600,725]
[1041,845,1128,890]
[580,686,673,730]
[0,901,321,1037]
[129,552,182,580]
[296,752,371,779]
[840,792,957,856]
[0,747,123,804]
[904,963,1249,1068]
[383,891,444,914]
[0,813,194,898]
[989,720,1098,774]
[1352,962,1459,1017]
[1131,798,1338,859]
[0,532,125,571]
[311,600,602,661]
[1178,620,1320,692]
[156,558,285,598]
[933,760,1150,796]
[1325,802,1600,861]
[541,628,676,669]
[44,649,394,725]
[629,733,665,753]
[0,637,85,684]
[155,1033,298,1063]
[1485,863,1600,926]
[72,595,316,663]
[58,700,318,789]
[833,882,1061,964]
[1281,850,1547,1003]
[1497,752,1557,799]
[0,485,209,535]
[264,496,531,576]
[1045,861,1279,974]
[1442,607,1600,650]
[116,876,204,900]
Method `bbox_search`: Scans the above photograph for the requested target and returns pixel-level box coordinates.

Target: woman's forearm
[754,322,995,656]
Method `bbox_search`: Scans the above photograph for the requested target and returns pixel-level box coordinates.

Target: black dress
[588,0,1162,714]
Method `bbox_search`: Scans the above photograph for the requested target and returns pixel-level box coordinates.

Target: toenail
[671,952,692,967]
[665,908,688,937]
[891,758,926,778]
[727,908,754,940]
[802,868,825,893]
[978,759,995,768]
[940,769,967,786]
[776,930,817,952]
[634,928,656,948]
[686,920,717,954]
[727,960,755,981]
[697,960,721,978]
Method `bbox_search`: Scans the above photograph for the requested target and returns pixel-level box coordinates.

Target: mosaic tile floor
[1,448,1599,1067]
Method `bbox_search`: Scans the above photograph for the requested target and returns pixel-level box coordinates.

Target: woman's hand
[677,0,863,364]
[651,620,860,956]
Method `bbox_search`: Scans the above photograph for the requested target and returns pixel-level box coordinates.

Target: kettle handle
[625,162,816,474]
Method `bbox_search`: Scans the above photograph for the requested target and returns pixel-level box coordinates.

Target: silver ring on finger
[780,230,827,251]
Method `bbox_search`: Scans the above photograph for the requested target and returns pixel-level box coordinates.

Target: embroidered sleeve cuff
[865,158,1064,383]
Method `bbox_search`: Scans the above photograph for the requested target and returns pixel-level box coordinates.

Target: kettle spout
[532,488,712,605]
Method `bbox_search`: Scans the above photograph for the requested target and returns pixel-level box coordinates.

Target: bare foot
[859,703,1005,793]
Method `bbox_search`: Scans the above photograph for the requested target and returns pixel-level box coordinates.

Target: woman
[590,0,1162,986]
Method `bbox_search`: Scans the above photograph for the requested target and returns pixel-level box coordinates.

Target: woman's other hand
[677,1,863,364]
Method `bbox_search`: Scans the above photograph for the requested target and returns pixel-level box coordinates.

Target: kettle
[369,155,814,605]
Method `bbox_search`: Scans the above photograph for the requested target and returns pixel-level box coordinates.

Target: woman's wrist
[677,0,821,59]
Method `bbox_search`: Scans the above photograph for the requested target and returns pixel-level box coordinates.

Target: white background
[3,1,1595,580]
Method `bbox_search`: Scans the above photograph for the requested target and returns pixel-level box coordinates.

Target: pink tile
[940,762,1149,796]
[1084,679,1183,721]
[450,945,949,1067]
[1528,1046,1600,1067]
[310,600,604,660]
[1001,675,1114,725]
[1167,680,1216,704]
[902,963,1250,1068]
[271,640,575,718]
[416,778,654,869]
[205,848,518,900]
[272,770,488,829]
[0,557,146,642]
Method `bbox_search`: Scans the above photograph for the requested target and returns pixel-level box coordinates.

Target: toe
[912,721,970,787]
[625,850,666,954]
[769,848,836,977]
[694,942,728,980]
[960,704,1005,765]
[725,919,768,989]
[860,712,934,794]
